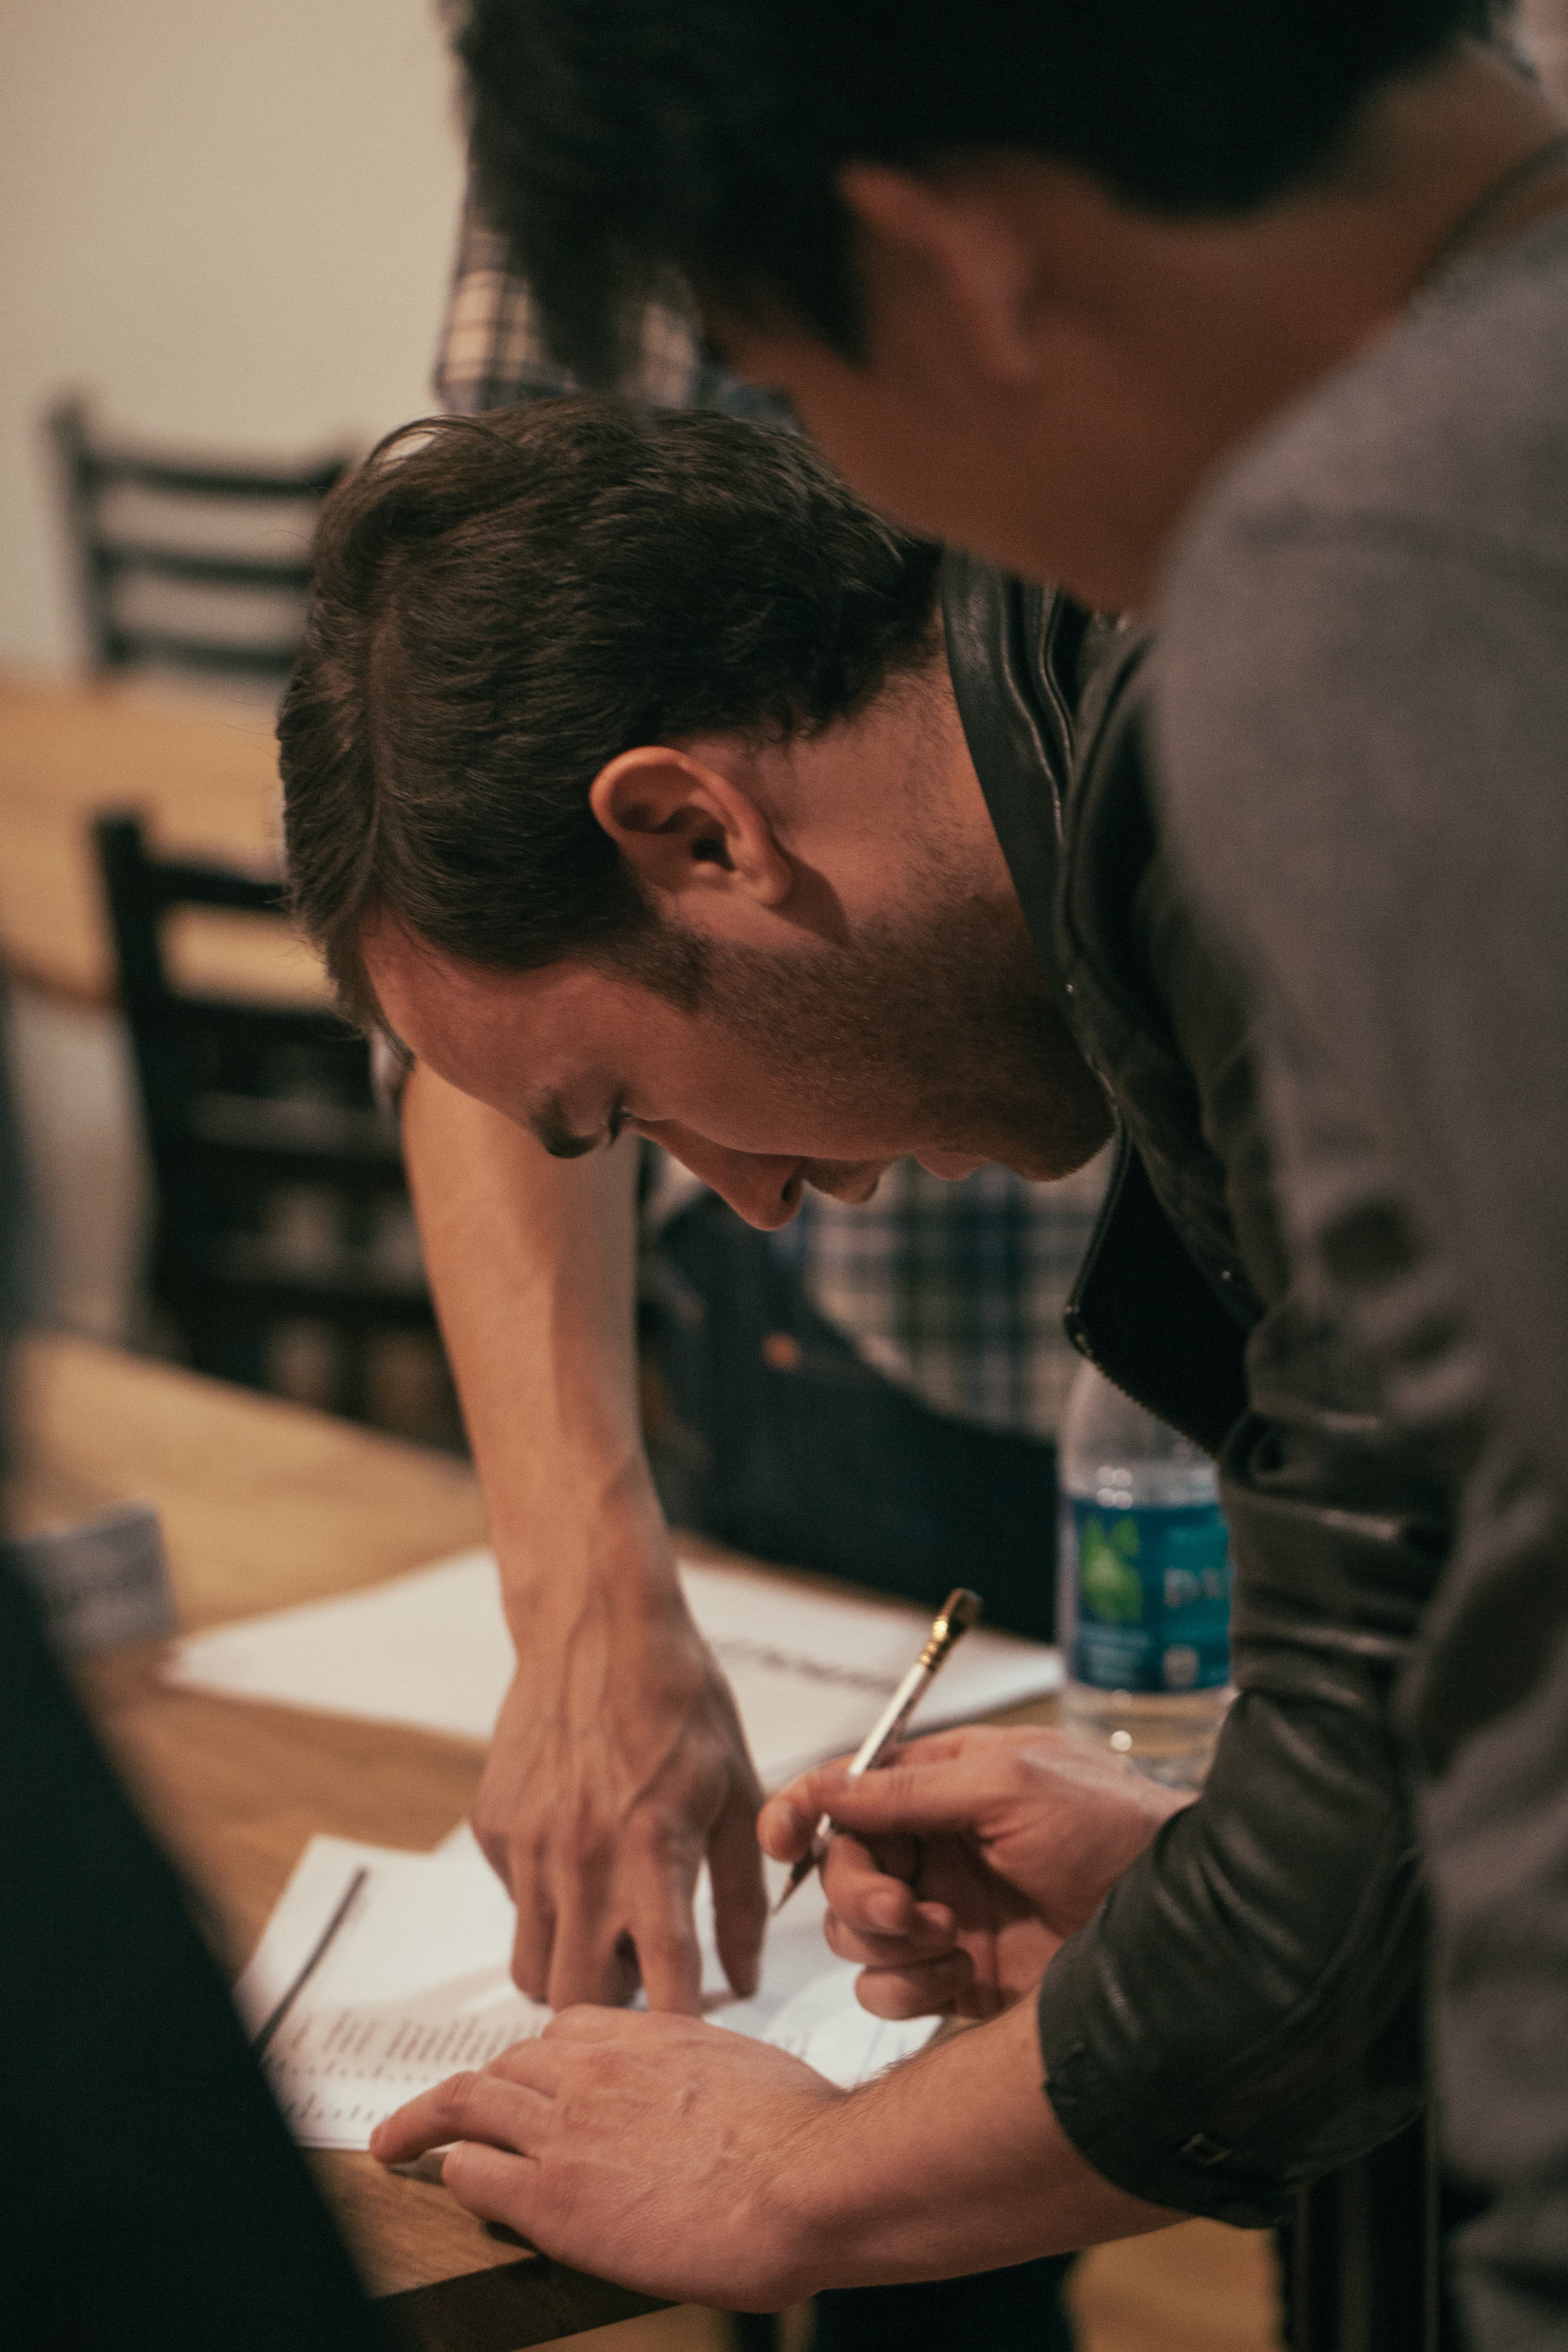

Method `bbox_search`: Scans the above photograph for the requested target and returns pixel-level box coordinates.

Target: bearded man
[280,400,1441,2313]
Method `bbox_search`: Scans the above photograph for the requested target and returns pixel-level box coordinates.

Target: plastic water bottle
[1057,1362,1233,1788]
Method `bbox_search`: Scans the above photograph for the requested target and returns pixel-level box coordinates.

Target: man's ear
[837,162,1051,386]
[588,746,793,909]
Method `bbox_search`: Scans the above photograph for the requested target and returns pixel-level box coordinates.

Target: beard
[677,880,1113,1182]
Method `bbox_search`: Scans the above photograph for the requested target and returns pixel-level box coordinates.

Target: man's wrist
[491,1465,684,1626]
[744,2079,859,2306]
[765,2035,977,2294]
[777,1997,1176,2292]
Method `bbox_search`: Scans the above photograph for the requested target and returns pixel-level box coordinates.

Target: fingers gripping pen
[772,1587,984,1915]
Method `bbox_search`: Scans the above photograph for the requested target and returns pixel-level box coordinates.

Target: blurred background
[0,0,462,674]
[2,11,1566,2349]
[0,0,1564,1449]
[0,0,465,1438]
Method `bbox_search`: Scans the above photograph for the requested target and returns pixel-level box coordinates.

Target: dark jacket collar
[941,546,1251,1451]
[939,546,1081,1013]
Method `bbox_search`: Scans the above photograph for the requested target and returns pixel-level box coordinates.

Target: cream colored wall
[3,4,1565,679]
[0,0,466,672]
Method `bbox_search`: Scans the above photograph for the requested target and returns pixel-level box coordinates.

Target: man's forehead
[361,919,661,1141]
[364,923,563,1087]
[367,919,552,1032]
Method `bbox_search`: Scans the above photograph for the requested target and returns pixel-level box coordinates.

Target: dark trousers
[649,1195,1061,1641]
[646,1196,1073,2349]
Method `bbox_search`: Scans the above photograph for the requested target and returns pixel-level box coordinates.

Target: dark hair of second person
[453,0,1488,381]
[278,399,941,1026]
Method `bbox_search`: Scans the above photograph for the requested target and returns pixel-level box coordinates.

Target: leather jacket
[941,551,1448,2225]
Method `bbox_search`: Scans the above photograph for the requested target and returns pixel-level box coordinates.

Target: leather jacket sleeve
[1038,1205,1443,2220]
[1030,646,1451,2222]
[941,552,1452,2219]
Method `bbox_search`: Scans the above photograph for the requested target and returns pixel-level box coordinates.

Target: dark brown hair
[455,0,1484,384]
[279,397,941,1024]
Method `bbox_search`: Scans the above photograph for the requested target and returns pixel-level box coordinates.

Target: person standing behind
[437,7,1568,2339]
[282,402,1444,2307]
[398,195,1106,2350]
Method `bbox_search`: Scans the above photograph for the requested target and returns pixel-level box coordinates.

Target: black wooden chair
[49,396,351,686]
[94,812,434,1417]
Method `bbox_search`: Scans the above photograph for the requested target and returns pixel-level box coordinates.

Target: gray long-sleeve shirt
[1155,204,1568,2351]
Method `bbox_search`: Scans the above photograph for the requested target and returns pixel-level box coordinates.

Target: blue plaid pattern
[773,1156,1110,1440]
[434,197,1108,1439]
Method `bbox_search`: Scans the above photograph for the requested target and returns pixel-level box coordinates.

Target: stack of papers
[236,1826,938,2150]
[198,1549,1061,2148]
[166,1547,1062,1789]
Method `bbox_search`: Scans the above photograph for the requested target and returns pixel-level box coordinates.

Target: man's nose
[647,1129,804,1231]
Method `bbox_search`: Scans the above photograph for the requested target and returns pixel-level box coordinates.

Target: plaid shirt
[436,206,787,423]
[434,197,1107,1441]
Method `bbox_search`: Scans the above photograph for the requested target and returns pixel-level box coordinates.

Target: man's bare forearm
[373,1993,1180,2305]
[807,1998,1179,2289]
[400,1061,668,1605]
[398,1062,766,2007]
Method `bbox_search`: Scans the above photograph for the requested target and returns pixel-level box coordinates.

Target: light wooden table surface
[8,1329,665,2347]
[9,1331,1281,2352]
[0,672,327,1006]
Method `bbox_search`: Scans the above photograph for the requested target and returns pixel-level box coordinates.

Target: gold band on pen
[919,1588,983,1672]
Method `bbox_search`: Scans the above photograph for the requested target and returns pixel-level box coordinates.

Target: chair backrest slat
[98,546,316,591]
[49,396,352,683]
[92,813,433,1410]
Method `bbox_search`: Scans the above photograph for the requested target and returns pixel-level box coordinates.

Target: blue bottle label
[1067,1498,1231,1693]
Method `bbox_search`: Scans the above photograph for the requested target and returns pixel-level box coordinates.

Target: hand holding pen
[772,1586,984,1914]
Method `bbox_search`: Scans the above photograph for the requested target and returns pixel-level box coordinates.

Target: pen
[772,1586,983,1915]
[252,1865,368,2060]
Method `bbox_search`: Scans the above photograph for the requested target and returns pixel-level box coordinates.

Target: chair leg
[1281,2111,1461,2352]
[331,1327,372,1423]
[183,1308,268,1394]
[726,2316,782,2352]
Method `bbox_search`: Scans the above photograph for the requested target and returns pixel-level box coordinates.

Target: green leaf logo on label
[1079,1513,1144,1623]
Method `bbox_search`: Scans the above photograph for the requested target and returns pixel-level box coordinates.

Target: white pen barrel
[848,1657,933,1777]
[805,1659,935,1848]
[788,1588,984,1902]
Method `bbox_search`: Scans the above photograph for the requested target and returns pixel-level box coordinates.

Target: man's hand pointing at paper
[400,1079,770,2020]
[471,1554,767,2015]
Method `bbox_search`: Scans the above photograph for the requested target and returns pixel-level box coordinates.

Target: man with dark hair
[409,230,1099,2352]
[439,13,1568,2341]
[278,398,1446,2310]
[454,0,1496,397]
[288,406,947,1024]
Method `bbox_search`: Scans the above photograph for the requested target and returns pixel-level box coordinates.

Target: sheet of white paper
[237,1828,933,2149]
[166,1547,1061,1788]
[234,1834,548,2151]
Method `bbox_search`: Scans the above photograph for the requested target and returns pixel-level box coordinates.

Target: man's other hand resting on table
[369,1725,1188,2304]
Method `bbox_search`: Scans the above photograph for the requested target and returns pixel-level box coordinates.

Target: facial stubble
[691,884,1112,1181]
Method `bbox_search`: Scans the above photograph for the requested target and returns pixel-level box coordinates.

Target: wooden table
[8,1330,665,2346]
[9,1331,1283,2352]
[0,672,326,1005]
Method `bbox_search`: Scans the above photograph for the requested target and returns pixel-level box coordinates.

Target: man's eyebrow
[530,1095,609,1160]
